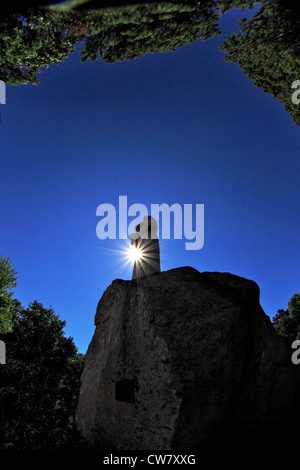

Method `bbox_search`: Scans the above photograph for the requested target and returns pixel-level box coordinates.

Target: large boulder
[77,267,297,450]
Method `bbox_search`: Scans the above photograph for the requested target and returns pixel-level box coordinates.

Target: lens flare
[100,237,161,281]
[128,245,142,262]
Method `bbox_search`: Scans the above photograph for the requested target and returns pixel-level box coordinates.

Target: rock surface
[77,267,297,450]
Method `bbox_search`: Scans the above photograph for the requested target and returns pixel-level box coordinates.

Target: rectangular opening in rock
[115,379,136,403]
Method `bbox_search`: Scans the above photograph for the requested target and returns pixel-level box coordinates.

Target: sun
[128,244,142,262]
[102,240,147,280]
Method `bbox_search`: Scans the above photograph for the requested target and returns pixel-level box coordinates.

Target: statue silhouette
[129,216,161,280]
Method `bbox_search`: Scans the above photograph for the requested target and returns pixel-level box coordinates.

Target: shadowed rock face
[77,267,297,451]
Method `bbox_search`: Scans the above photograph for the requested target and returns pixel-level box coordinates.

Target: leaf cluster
[80,1,222,63]
[0,255,17,334]
[0,8,85,84]
[273,294,300,345]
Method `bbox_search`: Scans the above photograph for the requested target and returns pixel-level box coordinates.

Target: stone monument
[129,215,160,280]
[77,267,299,451]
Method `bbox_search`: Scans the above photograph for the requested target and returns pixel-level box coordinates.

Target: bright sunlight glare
[129,245,142,262]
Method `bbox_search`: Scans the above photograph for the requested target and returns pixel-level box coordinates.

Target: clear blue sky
[1,6,299,353]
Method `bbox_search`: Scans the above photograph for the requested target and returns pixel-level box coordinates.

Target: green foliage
[0,8,85,85]
[273,294,300,344]
[0,255,17,334]
[0,2,222,84]
[220,1,300,126]
[218,0,256,13]
[80,1,222,64]
[1,0,300,125]
[0,300,86,450]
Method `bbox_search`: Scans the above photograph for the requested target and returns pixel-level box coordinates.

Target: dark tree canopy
[1,2,222,84]
[273,293,300,345]
[220,0,300,126]
[80,1,222,64]
[217,0,256,13]
[0,0,300,126]
[0,300,85,450]
[0,255,17,334]
[0,8,85,85]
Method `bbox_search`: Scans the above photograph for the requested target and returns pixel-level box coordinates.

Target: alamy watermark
[291,80,300,105]
[0,340,6,365]
[96,196,204,250]
[0,81,6,105]
[291,340,300,365]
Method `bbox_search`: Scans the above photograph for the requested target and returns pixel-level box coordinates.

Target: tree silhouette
[0,255,17,334]
[220,1,300,126]
[273,294,300,345]
[0,300,85,450]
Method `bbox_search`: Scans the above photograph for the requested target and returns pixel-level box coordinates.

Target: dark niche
[115,379,137,403]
